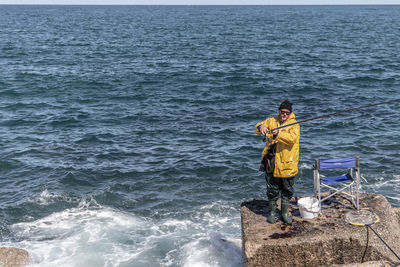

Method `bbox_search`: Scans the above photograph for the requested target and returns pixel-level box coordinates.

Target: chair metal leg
[313,156,361,213]
[356,169,360,211]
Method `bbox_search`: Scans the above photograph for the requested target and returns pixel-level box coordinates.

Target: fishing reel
[263,135,267,142]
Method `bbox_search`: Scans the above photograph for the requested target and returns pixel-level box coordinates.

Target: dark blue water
[1,5,400,266]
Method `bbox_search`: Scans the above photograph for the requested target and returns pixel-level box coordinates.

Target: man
[255,100,300,224]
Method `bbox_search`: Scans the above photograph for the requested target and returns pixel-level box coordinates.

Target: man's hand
[258,125,269,135]
[271,128,279,135]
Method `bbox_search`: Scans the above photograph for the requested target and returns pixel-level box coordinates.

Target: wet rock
[0,247,29,267]
[393,207,400,225]
[241,193,400,267]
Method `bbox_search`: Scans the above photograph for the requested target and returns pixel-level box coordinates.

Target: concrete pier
[241,193,400,267]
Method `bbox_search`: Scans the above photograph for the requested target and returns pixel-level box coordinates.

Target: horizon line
[1,3,400,5]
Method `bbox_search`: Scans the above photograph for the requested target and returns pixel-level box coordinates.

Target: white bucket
[298,197,320,219]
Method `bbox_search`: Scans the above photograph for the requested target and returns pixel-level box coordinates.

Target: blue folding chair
[314,157,360,213]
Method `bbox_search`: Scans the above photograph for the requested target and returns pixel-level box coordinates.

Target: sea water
[0,5,400,266]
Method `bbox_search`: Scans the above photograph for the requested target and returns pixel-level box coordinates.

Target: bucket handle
[301,200,319,213]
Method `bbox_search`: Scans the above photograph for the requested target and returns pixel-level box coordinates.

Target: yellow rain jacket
[255,112,300,178]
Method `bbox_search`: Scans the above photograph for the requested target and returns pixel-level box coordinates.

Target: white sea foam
[178,202,242,267]
[6,198,146,267]
[299,163,312,169]
[362,174,400,207]
[2,198,243,267]
[30,189,54,205]
[181,232,241,267]
[29,189,77,206]
[209,232,242,265]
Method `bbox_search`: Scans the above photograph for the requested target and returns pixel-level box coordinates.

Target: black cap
[279,100,292,112]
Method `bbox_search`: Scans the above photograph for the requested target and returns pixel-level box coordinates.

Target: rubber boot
[267,200,276,223]
[281,199,293,224]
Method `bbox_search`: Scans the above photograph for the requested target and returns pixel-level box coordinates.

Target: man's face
[279,109,291,123]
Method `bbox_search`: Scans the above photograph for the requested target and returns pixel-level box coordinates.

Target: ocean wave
[74,134,114,145]
[2,197,243,267]
[182,232,241,267]
[28,190,78,206]
[299,163,313,170]
[344,75,396,83]
[0,89,24,97]
[7,198,144,266]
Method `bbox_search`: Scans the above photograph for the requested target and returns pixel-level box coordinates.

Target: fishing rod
[262,98,400,140]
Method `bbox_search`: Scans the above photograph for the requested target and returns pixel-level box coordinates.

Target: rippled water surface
[0,5,400,266]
